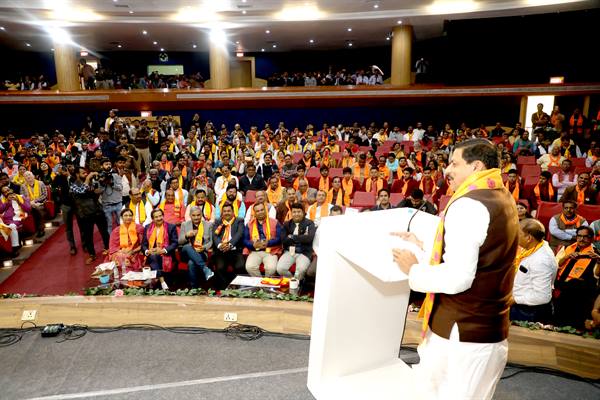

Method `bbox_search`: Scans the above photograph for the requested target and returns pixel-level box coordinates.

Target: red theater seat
[571,158,586,168]
[329,168,343,178]
[306,167,320,188]
[517,156,536,166]
[351,191,376,209]
[520,165,541,178]
[244,190,257,208]
[578,204,600,224]
[292,153,303,164]
[536,201,563,232]
[390,193,404,205]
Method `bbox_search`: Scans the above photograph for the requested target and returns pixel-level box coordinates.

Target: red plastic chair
[351,191,376,209]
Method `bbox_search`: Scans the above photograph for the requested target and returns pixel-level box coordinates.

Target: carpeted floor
[0,330,597,400]
[0,223,106,295]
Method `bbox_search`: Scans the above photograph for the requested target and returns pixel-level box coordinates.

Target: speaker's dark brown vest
[429,189,519,343]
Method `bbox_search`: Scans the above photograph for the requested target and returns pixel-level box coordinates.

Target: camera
[97,170,113,186]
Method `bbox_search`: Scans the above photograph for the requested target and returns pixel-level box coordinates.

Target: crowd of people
[1,75,51,91]
[266,67,385,87]
[0,104,599,331]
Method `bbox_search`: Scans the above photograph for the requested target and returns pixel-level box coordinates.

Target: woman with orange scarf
[107,208,144,272]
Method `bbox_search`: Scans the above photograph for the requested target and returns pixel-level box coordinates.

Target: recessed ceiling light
[242,0,247,2]
[0,27,5,31]
[272,44,277,48]
[117,44,122,48]
[235,41,240,44]
[51,48,54,51]
[347,28,352,32]
[242,10,246,14]
[373,4,379,8]
[397,20,403,24]
[386,36,390,41]
[153,41,158,45]
[348,42,353,47]
[265,30,270,34]
[142,30,147,35]
[129,10,134,14]
[192,44,197,48]
[160,48,164,51]
[261,48,265,52]
[309,39,314,43]
[25,43,31,47]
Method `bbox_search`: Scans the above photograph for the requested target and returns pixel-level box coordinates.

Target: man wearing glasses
[553,226,600,329]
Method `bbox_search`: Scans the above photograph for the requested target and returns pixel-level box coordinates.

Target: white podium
[307,208,440,400]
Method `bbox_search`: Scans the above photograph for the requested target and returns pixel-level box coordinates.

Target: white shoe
[161,280,169,290]
[205,269,214,281]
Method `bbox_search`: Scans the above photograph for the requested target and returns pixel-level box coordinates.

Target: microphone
[407,201,427,232]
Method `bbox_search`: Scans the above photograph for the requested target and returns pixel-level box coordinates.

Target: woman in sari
[107,208,144,272]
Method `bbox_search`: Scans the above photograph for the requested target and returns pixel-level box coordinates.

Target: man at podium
[393,139,519,400]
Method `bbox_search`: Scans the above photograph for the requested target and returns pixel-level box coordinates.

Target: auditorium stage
[0,328,597,400]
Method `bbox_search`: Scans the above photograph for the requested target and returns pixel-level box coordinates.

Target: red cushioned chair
[44,186,56,219]
[520,164,541,179]
[21,215,36,235]
[329,168,343,178]
[547,166,561,175]
[390,179,403,193]
[306,167,321,188]
[578,204,600,224]
[390,193,404,206]
[351,191,376,209]
[401,141,415,154]
[574,166,591,176]
[0,235,12,255]
[535,201,563,233]
[571,158,586,168]
[292,153,303,164]
[517,156,536,166]
[244,190,257,209]
[358,146,372,154]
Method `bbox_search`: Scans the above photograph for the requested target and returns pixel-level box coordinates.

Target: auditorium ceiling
[0,0,597,52]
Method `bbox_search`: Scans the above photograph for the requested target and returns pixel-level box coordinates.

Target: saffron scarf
[220,196,240,217]
[308,203,329,221]
[419,168,505,339]
[533,182,554,202]
[119,223,138,251]
[26,180,42,201]
[557,244,595,282]
[148,223,165,249]
[318,176,330,192]
[560,213,583,228]
[341,178,354,195]
[129,201,146,223]
[215,217,235,242]
[193,222,205,251]
[575,186,586,205]
[513,240,544,271]
[266,186,283,204]
[365,178,383,194]
[505,181,520,201]
[251,218,273,253]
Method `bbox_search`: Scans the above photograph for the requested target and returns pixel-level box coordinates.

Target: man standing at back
[393,139,519,400]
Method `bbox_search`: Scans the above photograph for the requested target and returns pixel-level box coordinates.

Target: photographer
[97,158,123,235]
[70,167,110,265]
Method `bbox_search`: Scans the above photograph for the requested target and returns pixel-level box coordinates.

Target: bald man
[511,218,557,323]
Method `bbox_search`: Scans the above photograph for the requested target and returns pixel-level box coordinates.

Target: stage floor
[0,330,597,400]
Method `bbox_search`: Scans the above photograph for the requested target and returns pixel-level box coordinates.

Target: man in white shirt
[393,138,519,400]
[413,122,426,141]
[214,164,239,199]
[306,190,332,227]
[551,159,577,199]
[244,190,276,226]
[122,187,152,226]
[511,219,557,323]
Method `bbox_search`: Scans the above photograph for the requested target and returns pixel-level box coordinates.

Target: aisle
[0,223,105,295]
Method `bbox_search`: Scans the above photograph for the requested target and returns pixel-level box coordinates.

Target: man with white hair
[20,171,47,237]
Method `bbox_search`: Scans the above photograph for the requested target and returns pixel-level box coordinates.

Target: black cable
[501,362,600,390]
